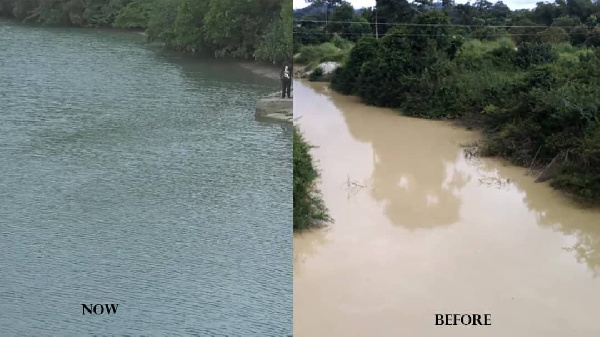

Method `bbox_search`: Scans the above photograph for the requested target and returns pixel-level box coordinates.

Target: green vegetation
[294,0,600,202]
[308,66,323,81]
[294,35,353,70]
[0,0,292,63]
[293,128,330,230]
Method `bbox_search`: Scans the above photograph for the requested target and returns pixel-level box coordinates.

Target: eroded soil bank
[293,80,600,337]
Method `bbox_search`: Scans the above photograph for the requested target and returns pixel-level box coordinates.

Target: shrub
[585,28,600,47]
[570,25,589,46]
[293,129,330,230]
[308,66,323,81]
[329,32,600,201]
[331,36,380,94]
[295,43,339,65]
[514,42,557,68]
[471,27,509,41]
[538,27,569,44]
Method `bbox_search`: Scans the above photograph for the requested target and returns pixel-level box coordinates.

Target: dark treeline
[295,0,600,202]
[0,0,292,63]
[294,0,600,47]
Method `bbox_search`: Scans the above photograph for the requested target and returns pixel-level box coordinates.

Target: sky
[292,0,540,10]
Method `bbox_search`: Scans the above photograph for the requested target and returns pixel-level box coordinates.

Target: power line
[293,31,582,37]
[294,19,590,29]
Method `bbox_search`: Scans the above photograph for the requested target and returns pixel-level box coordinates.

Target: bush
[329,30,600,201]
[114,0,153,28]
[514,42,557,68]
[471,27,509,41]
[570,25,589,46]
[293,129,330,230]
[330,34,353,50]
[538,27,569,44]
[295,42,339,65]
[509,19,543,45]
[331,36,380,94]
[585,28,600,47]
[308,66,323,81]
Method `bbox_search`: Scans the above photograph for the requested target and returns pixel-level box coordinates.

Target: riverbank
[293,128,330,230]
[327,31,600,203]
[0,0,292,63]
[293,79,600,336]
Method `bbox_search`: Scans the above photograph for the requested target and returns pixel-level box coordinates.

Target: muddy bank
[239,62,281,80]
[293,80,600,337]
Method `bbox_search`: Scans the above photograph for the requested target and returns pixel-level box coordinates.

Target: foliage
[293,20,331,53]
[538,26,569,44]
[586,27,600,47]
[202,0,280,59]
[571,25,590,45]
[255,0,293,63]
[295,42,338,64]
[308,66,323,81]
[114,0,153,28]
[514,42,557,68]
[1,0,291,63]
[330,36,379,94]
[327,6,600,201]
[294,39,352,69]
[293,128,330,230]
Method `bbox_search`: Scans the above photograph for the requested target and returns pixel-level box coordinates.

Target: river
[293,80,600,337]
[0,21,291,335]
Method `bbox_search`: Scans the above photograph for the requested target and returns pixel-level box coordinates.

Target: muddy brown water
[293,80,600,337]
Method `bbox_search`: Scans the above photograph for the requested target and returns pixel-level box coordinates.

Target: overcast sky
[293,0,540,10]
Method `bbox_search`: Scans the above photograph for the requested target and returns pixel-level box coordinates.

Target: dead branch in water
[343,175,366,189]
[341,175,367,199]
[460,141,481,160]
[535,153,563,183]
[528,146,542,172]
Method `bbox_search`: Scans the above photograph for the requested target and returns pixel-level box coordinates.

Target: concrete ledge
[256,94,293,123]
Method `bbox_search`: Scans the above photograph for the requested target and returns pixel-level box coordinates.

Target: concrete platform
[255,93,293,123]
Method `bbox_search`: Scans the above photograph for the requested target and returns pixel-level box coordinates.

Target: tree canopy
[0,0,292,63]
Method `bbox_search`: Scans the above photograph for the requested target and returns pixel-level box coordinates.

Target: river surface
[0,21,291,336]
[293,80,600,337]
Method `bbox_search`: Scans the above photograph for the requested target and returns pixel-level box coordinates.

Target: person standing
[280,64,292,99]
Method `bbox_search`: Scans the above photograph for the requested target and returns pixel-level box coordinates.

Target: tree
[256,0,293,62]
[585,27,600,46]
[533,2,561,26]
[203,0,280,58]
[375,0,415,35]
[305,0,344,25]
[538,26,569,44]
[328,1,354,33]
[489,1,511,24]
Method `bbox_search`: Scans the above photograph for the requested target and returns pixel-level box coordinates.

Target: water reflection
[309,81,600,273]
[293,79,600,337]
[480,159,600,276]
[329,93,473,228]
[293,229,330,276]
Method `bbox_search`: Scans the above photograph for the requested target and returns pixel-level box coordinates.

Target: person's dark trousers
[282,79,291,98]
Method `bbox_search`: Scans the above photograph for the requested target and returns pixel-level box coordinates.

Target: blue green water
[0,21,291,336]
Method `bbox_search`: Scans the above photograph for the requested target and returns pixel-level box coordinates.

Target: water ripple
[0,21,291,336]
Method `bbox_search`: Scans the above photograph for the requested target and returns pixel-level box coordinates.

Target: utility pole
[375,5,378,39]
